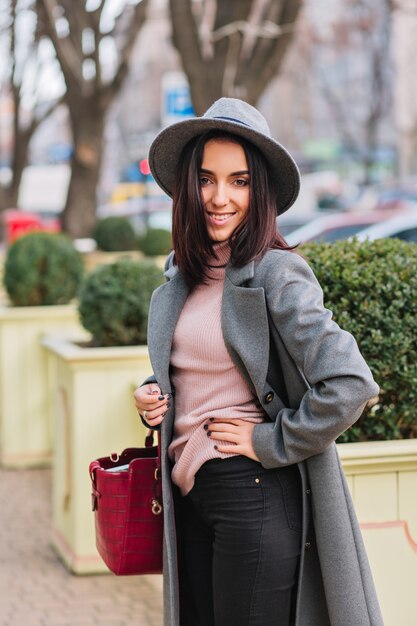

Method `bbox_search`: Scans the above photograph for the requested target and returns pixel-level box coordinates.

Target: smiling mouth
[207,212,236,222]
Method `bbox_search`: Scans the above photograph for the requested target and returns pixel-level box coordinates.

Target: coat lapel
[147,266,189,395]
[222,262,270,402]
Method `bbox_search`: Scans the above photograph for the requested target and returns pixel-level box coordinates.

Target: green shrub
[78,258,164,346]
[301,238,417,442]
[93,216,136,251]
[3,232,84,306]
[137,228,172,256]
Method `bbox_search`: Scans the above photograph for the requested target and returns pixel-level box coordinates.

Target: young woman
[134,98,384,626]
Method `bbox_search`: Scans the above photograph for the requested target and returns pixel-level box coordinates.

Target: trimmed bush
[3,232,84,306]
[78,258,164,346]
[93,216,136,251]
[137,228,172,256]
[301,238,417,442]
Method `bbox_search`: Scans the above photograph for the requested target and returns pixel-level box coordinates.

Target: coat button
[264,392,274,404]
[306,489,312,495]
[305,542,311,551]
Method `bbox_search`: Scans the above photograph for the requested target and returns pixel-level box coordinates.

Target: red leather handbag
[89,430,163,575]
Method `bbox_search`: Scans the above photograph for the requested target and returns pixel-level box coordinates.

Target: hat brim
[148,118,300,215]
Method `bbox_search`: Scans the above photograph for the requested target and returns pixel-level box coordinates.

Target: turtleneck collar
[210,240,232,266]
[206,240,232,280]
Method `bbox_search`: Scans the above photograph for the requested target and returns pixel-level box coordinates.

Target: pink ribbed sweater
[168,241,267,495]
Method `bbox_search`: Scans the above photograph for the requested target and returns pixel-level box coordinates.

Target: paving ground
[0,467,163,626]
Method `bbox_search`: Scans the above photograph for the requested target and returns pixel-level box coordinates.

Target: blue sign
[165,86,194,117]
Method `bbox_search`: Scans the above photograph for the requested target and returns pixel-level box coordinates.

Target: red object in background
[3,209,61,243]
[139,158,151,176]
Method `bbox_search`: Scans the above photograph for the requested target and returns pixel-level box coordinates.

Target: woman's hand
[133,383,170,427]
[206,419,260,462]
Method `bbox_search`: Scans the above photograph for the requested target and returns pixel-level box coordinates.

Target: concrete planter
[42,335,153,574]
[0,304,84,467]
[80,250,167,273]
[80,249,144,274]
[338,439,417,626]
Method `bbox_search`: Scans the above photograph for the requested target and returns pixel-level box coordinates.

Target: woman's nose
[212,184,229,206]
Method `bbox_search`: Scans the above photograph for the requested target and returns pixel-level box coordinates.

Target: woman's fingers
[143,398,169,412]
[133,384,171,425]
[208,430,240,444]
[206,419,243,439]
[133,385,169,411]
[144,400,171,421]
[206,419,259,461]
[144,412,165,426]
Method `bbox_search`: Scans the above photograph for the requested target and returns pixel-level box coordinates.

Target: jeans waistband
[196,455,263,479]
[195,455,300,483]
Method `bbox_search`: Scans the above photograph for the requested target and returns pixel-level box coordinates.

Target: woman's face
[200,139,250,242]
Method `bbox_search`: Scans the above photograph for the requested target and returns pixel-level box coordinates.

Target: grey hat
[148,97,300,215]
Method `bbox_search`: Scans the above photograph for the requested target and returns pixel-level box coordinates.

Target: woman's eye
[200,176,211,186]
[234,178,249,187]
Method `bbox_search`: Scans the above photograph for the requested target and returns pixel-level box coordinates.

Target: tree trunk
[8,127,32,208]
[169,0,302,114]
[61,102,105,238]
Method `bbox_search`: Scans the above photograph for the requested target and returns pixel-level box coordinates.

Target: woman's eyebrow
[200,168,250,176]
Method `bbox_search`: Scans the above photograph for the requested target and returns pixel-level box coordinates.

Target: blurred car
[285,209,410,247]
[355,212,417,243]
[2,209,61,243]
[276,214,319,238]
[373,178,417,210]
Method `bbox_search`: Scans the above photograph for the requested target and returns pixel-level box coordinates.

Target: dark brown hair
[172,130,293,288]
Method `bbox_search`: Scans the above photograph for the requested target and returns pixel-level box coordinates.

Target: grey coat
[145,249,384,626]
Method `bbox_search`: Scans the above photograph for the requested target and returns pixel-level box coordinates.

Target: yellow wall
[339,440,417,626]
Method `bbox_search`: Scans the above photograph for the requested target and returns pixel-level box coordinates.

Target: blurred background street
[0,466,163,626]
[1,0,417,246]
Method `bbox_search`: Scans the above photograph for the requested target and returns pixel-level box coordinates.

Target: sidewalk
[0,467,163,626]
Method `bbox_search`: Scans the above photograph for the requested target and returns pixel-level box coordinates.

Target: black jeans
[176,455,302,626]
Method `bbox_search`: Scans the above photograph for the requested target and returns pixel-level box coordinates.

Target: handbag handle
[137,429,163,516]
[89,460,102,511]
[89,429,162,514]
[144,429,162,483]
[89,460,101,485]
[152,429,163,515]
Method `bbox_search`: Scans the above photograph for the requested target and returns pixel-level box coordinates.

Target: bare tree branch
[241,0,271,60]
[0,0,60,212]
[222,31,242,96]
[169,0,205,99]
[36,0,84,88]
[102,0,149,108]
[319,75,361,153]
[88,0,106,29]
[199,0,217,59]
[29,94,66,138]
[170,0,302,112]
[244,0,302,103]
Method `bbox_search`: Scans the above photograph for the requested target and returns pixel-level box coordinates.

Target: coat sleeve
[252,251,379,468]
[138,255,174,430]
